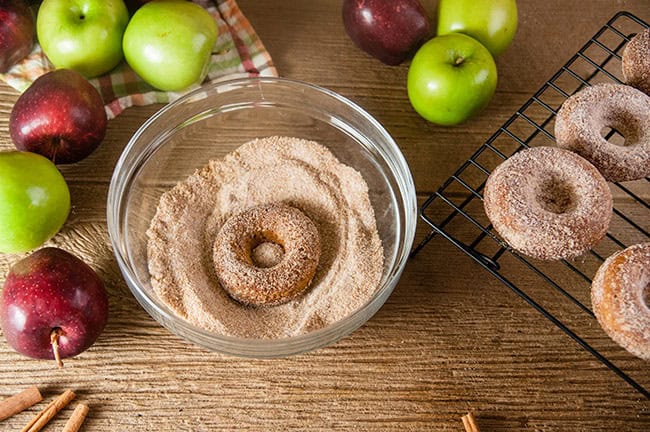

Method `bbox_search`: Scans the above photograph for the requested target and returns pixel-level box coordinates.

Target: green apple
[437,0,518,57]
[0,152,70,254]
[122,0,218,91]
[407,33,497,126]
[36,0,129,78]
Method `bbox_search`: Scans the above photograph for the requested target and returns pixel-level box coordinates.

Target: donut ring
[213,203,321,306]
[592,243,650,361]
[554,83,650,182]
[622,29,650,96]
[484,146,612,260]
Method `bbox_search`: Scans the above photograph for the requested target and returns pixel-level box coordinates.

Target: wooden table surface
[1,1,649,430]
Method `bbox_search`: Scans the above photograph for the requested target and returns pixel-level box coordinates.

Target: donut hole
[535,175,577,214]
[249,231,285,268]
[600,126,626,146]
[600,112,642,147]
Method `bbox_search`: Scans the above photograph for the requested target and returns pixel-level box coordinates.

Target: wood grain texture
[0,1,649,430]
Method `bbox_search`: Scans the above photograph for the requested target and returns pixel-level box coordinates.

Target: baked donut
[213,203,321,306]
[591,243,650,361]
[554,83,650,182]
[622,28,650,95]
[483,146,612,260]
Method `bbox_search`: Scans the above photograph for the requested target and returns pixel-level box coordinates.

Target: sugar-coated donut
[622,29,650,95]
[554,83,650,182]
[213,203,321,306]
[592,243,650,361]
[484,146,612,260]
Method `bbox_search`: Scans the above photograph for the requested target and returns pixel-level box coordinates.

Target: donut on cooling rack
[213,203,321,306]
[592,243,650,361]
[554,83,650,182]
[483,146,612,261]
[622,28,650,95]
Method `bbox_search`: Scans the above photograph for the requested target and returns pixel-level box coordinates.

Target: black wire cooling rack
[412,11,650,399]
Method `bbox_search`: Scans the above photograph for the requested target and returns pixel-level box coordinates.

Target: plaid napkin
[0,0,277,119]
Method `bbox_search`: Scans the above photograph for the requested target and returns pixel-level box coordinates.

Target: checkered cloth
[0,0,277,119]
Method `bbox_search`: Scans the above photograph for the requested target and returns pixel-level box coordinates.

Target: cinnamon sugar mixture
[146,136,384,338]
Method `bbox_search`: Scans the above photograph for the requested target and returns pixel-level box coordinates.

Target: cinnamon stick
[462,412,480,432]
[62,403,89,432]
[0,386,43,421]
[20,389,75,432]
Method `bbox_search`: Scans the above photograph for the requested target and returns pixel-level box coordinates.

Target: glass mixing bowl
[107,77,416,357]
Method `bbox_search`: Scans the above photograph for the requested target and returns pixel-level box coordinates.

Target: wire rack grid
[412,11,650,399]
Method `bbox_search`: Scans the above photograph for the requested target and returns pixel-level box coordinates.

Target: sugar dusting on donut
[484,146,612,260]
[592,243,650,361]
[623,29,650,95]
[213,203,321,307]
[554,83,650,182]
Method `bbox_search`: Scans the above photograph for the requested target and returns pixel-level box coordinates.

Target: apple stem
[454,56,465,66]
[50,328,64,369]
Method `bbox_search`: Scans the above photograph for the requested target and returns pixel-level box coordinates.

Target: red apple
[0,247,108,367]
[9,69,107,164]
[342,0,430,65]
[9,69,108,164]
[0,0,35,72]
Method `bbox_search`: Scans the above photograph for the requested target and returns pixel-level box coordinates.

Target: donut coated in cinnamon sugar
[592,243,650,361]
[213,203,321,307]
[483,146,612,261]
[623,28,650,96]
[554,83,650,182]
